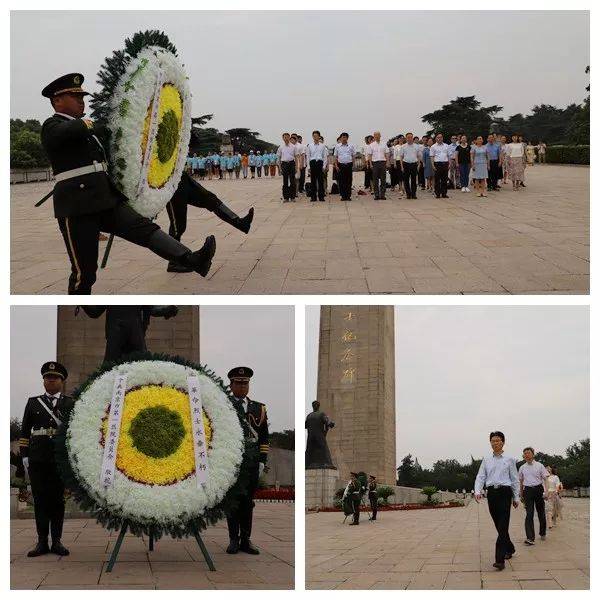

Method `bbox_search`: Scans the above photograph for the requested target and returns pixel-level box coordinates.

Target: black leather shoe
[493,562,505,570]
[236,207,254,234]
[27,540,50,557]
[184,235,216,277]
[226,539,240,554]
[50,540,70,556]
[167,261,193,273]
[349,522,359,526]
[239,540,260,555]
[505,553,513,560]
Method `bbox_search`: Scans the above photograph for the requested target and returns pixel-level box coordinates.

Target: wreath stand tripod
[105,521,216,572]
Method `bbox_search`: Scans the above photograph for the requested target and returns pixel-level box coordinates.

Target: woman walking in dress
[422,138,434,193]
[470,135,489,197]
[546,466,563,529]
[526,141,537,166]
[504,134,526,191]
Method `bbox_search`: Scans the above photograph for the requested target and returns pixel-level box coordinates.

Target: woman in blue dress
[470,136,490,197]
[422,138,434,193]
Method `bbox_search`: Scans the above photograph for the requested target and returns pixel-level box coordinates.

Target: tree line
[397,438,590,492]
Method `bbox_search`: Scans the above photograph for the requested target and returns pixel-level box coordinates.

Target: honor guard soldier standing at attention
[19,362,74,557]
[40,73,216,294]
[226,367,269,555]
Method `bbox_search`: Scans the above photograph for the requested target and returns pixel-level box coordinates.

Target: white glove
[259,463,265,477]
[22,457,29,471]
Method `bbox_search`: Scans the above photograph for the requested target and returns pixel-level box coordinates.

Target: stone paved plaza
[11,164,588,294]
[11,503,294,589]
[306,498,589,590]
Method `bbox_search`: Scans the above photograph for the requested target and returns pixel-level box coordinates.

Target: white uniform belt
[31,428,57,437]
[54,162,107,182]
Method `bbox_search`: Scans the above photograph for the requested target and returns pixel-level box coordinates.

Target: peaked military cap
[42,73,90,98]
[41,361,68,380]
[228,366,254,381]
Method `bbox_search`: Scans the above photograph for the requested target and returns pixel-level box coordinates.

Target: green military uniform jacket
[41,114,125,218]
[19,394,74,463]
[245,398,269,465]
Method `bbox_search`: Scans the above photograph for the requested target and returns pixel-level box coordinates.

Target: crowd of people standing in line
[186,132,547,203]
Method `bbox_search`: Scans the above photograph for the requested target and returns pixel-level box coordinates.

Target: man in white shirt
[295,134,307,192]
[306,130,328,202]
[366,131,390,200]
[429,133,452,198]
[392,137,404,196]
[276,132,297,202]
[334,132,356,201]
[474,431,520,570]
[518,447,549,545]
[399,133,422,199]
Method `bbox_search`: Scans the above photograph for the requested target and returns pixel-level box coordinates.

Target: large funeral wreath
[55,353,257,539]
[90,31,192,218]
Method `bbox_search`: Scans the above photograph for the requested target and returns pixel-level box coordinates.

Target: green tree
[10,119,49,168]
[270,429,295,450]
[421,96,502,139]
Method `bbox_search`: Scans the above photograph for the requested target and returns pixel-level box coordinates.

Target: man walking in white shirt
[306,130,328,202]
[334,133,356,201]
[295,134,307,193]
[474,431,520,570]
[399,133,422,199]
[366,131,390,200]
[518,447,549,545]
[277,132,297,202]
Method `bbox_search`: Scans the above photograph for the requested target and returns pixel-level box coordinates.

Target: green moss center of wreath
[156,109,179,163]
[128,406,185,458]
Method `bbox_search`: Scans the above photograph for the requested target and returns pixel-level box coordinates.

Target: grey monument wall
[316,306,396,485]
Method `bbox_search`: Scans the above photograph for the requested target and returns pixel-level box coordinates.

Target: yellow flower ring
[108,46,192,218]
[100,385,213,485]
[65,357,247,533]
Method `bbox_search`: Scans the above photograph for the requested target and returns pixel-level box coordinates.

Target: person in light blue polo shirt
[197,156,206,180]
[234,153,242,179]
[219,153,228,179]
[248,151,256,178]
[255,152,263,178]
[486,134,502,191]
[225,153,235,179]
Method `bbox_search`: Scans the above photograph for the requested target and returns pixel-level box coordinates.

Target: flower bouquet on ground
[55,353,257,543]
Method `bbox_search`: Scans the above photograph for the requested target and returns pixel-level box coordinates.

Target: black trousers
[488,159,500,189]
[351,495,361,524]
[434,162,449,197]
[369,494,378,520]
[167,175,222,242]
[57,203,161,295]
[104,318,147,362]
[309,160,325,201]
[418,163,425,189]
[364,166,372,190]
[338,163,353,199]
[523,485,546,540]
[227,465,260,542]
[281,160,296,200]
[372,161,387,198]
[298,167,306,192]
[487,486,515,563]
[28,460,65,542]
[403,162,418,197]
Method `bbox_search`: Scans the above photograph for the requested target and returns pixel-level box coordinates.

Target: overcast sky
[11,306,294,432]
[306,306,589,468]
[11,10,589,144]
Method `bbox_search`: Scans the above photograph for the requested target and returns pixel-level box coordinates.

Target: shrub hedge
[546,145,589,165]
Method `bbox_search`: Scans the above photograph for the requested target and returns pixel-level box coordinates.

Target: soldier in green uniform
[344,472,363,525]
[368,475,378,521]
[225,367,269,555]
[40,73,216,294]
[19,362,74,557]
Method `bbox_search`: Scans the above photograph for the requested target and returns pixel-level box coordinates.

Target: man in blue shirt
[255,152,263,178]
[486,134,502,191]
[474,431,520,570]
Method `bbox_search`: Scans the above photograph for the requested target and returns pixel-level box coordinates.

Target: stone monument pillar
[56,306,200,393]
[316,306,396,485]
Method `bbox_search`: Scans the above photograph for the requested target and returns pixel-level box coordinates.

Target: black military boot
[239,539,260,555]
[50,540,70,556]
[147,230,216,277]
[27,539,50,557]
[213,202,254,234]
[226,538,240,554]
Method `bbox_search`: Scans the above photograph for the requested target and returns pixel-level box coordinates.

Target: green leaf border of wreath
[54,351,259,540]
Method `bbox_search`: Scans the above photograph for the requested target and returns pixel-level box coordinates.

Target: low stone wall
[10,168,53,184]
